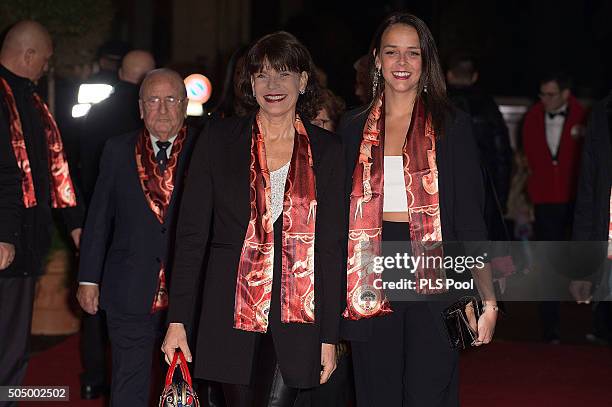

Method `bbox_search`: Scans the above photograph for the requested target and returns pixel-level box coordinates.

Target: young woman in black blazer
[162,32,345,407]
[338,13,498,406]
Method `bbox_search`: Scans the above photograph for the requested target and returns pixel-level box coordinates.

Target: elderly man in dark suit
[76,49,155,400]
[77,68,196,407]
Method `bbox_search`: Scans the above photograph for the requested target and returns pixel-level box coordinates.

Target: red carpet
[23,335,612,406]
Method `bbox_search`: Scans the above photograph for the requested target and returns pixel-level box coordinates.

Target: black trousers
[221,333,302,407]
[351,302,459,407]
[79,311,108,387]
[350,221,459,407]
[534,203,573,341]
[106,310,165,407]
[0,276,36,407]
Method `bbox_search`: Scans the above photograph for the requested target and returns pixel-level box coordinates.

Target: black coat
[337,106,489,341]
[571,93,612,286]
[448,85,512,241]
[447,85,512,210]
[79,81,142,204]
[78,127,196,314]
[0,65,83,278]
[167,115,346,388]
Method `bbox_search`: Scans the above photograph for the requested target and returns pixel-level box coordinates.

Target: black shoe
[81,384,106,400]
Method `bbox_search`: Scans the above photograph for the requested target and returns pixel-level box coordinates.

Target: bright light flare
[77,84,114,104]
[71,103,92,118]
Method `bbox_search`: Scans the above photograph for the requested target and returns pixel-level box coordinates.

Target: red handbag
[159,350,200,407]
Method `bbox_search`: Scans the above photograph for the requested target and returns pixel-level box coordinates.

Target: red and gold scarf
[0,77,76,208]
[234,113,317,332]
[135,125,187,312]
[343,95,446,320]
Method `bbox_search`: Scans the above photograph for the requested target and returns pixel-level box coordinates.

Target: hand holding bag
[159,350,200,407]
[441,296,481,350]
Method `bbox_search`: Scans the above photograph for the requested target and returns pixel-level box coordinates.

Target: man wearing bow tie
[76,69,196,406]
[522,72,586,343]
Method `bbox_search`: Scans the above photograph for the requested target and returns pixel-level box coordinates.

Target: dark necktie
[155,140,171,172]
[547,110,567,120]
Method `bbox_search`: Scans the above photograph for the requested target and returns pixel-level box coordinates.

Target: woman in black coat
[338,13,498,406]
[162,32,345,407]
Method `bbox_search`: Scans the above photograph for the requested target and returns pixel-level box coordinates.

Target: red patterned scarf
[135,126,187,312]
[0,77,76,208]
[234,113,317,332]
[343,95,446,321]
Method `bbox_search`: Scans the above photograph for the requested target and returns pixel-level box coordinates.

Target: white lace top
[270,161,290,223]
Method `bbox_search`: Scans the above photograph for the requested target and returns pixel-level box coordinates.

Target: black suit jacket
[167,115,346,388]
[338,106,489,341]
[78,127,196,314]
[571,93,612,287]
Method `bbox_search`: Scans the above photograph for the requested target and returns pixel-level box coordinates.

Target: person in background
[88,40,132,87]
[79,50,155,202]
[522,72,586,343]
[76,49,155,400]
[446,53,512,215]
[312,88,345,131]
[570,90,612,345]
[0,21,83,404]
[77,69,196,406]
[446,53,515,282]
[210,45,248,118]
[353,55,370,105]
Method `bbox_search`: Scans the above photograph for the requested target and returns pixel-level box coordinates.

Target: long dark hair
[237,31,321,121]
[211,45,248,117]
[369,12,452,136]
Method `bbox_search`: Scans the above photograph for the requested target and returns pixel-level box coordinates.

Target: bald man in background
[77,49,155,400]
[79,49,155,202]
[0,21,83,400]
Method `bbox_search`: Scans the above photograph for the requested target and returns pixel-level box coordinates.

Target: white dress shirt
[150,133,178,158]
[545,103,567,159]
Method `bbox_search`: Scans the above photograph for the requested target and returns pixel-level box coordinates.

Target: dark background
[111,0,612,107]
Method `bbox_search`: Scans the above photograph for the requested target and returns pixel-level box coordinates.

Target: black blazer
[0,66,84,278]
[338,106,489,341]
[167,115,346,388]
[78,127,197,314]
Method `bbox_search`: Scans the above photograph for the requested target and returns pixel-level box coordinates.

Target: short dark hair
[369,12,452,136]
[539,72,572,91]
[446,53,478,81]
[237,31,321,120]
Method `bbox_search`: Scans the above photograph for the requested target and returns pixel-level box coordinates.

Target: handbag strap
[164,350,193,388]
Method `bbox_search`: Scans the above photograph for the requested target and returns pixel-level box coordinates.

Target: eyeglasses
[142,96,185,109]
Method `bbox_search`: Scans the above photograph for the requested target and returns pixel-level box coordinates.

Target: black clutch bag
[441,296,482,350]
